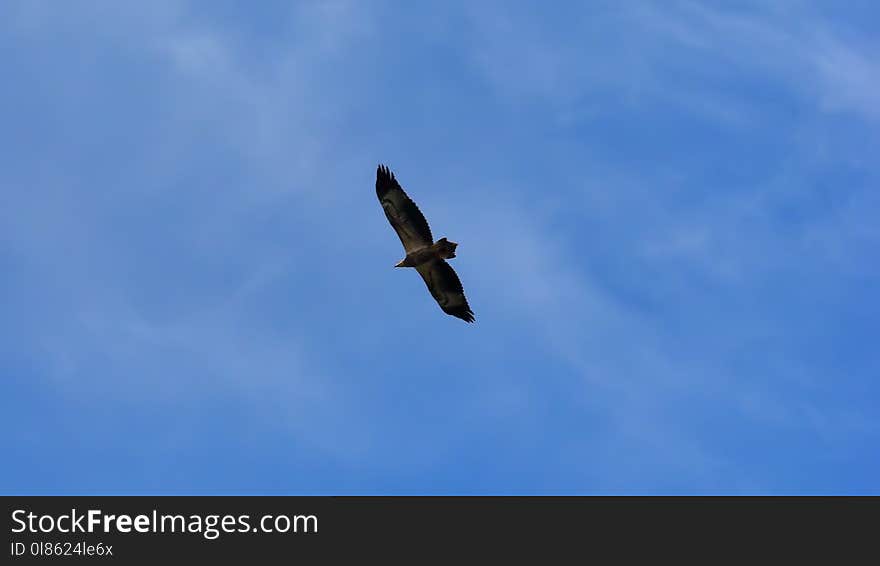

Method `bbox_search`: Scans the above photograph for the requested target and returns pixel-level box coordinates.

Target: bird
[376,164,475,323]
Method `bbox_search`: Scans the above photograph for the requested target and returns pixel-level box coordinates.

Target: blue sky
[2,1,878,494]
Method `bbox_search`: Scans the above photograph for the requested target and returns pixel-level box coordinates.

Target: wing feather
[376,165,433,253]
[415,259,475,323]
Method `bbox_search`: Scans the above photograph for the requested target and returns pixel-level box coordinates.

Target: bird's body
[395,237,457,268]
[376,165,475,323]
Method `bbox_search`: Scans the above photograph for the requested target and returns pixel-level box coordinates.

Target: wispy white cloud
[448,0,880,489]
[811,35,880,120]
[463,0,880,125]
[1,0,384,458]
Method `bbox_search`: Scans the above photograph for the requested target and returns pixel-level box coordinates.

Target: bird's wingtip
[377,164,395,181]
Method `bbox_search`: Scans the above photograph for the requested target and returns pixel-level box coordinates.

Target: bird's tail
[435,237,458,259]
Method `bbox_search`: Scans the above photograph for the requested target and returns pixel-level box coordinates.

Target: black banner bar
[3,496,876,561]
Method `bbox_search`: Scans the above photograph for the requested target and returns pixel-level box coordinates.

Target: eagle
[376,165,475,323]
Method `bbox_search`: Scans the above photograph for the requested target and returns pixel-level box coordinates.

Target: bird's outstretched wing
[376,165,433,253]
[415,258,475,323]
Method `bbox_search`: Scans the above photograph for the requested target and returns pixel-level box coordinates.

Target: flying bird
[376,165,475,323]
